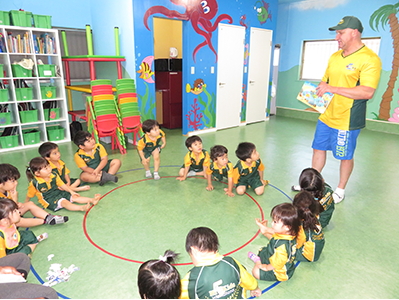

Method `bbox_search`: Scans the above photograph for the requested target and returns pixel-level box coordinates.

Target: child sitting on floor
[233,142,268,196]
[248,203,300,282]
[293,191,325,262]
[0,198,47,259]
[73,131,121,186]
[181,227,262,299]
[0,163,68,227]
[205,145,235,197]
[176,136,210,181]
[39,142,90,192]
[25,157,100,212]
[297,168,334,228]
[137,119,166,180]
[137,250,181,299]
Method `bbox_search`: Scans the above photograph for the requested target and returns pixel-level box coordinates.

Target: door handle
[219,82,226,86]
[249,80,255,84]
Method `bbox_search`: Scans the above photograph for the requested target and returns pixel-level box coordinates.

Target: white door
[216,24,245,130]
[246,28,273,124]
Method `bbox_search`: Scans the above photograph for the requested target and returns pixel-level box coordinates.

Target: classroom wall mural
[370,2,399,122]
[275,0,399,125]
[133,0,278,135]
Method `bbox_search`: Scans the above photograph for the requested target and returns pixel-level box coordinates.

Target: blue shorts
[312,120,360,160]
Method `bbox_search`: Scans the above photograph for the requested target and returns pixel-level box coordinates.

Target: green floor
[2,116,399,299]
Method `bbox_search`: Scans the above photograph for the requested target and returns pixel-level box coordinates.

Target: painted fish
[186,78,206,95]
[255,0,272,25]
[137,56,155,83]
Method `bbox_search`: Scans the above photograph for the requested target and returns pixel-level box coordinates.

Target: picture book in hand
[297,81,334,114]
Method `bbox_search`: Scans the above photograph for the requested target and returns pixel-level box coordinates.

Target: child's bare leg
[16,217,44,228]
[19,202,48,219]
[108,159,121,175]
[153,149,160,172]
[28,244,37,253]
[71,179,90,191]
[142,157,150,171]
[236,185,246,195]
[71,194,101,206]
[254,186,265,196]
[60,199,91,212]
[80,171,102,183]
[252,262,261,280]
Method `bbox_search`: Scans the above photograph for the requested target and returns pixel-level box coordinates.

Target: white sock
[335,187,345,197]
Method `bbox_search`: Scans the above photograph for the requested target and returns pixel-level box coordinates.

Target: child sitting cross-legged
[0,163,68,227]
[181,227,262,299]
[233,142,269,196]
[39,142,90,192]
[205,145,235,197]
[25,157,101,212]
[137,119,166,180]
[176,136,210,181]
[73,131,121,186]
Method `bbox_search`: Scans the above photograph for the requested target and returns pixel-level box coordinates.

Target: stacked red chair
[87,79,126,154]
[116,78,142,145]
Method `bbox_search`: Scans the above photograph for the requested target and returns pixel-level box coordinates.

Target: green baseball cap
[329,16,363,33]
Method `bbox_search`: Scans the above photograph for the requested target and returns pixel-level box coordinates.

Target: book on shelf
[297,81,334,114]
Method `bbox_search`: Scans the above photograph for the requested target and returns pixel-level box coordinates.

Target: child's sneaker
[187,170,196,177]
[291,185,301,191]
[153,172,160,180]
[45,214,69,225]
[145,170,152,178]
[37,232,48,242]
[248,251,261,263]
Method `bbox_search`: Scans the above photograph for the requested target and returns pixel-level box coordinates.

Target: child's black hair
[185,227,219,254]
[142,119,160,133]
[210,145,228,161]
[271,203,301,237]
[38,142,58,158]
[299,168,325,200]
[293,191,324,232]
[26,157,50,182]
[137,250,181,299]
[0,197,18,221]
[73,131,92,147]
[235,142,256,161]
[185,135,202,149]
[0,164,20,184]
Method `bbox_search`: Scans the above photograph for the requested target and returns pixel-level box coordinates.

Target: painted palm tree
[370,3,399,120]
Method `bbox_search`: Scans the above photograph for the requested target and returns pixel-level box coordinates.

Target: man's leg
[312,149,327,173]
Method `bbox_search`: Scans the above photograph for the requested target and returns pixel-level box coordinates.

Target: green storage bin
[0,11,10,25]
[43,108,59,121]
[11,64,33,77]
[0,89,8,102]
[15,87,33,101]
[41,86,56,99]
[22,129,40,145]
[0,64,3,78]
[10,10,32,27]
[19,110,38,123]
[47,126,64,141]
[37,64,55,77]
[32,14,51,29]
[0,135,19,149]
[0,112,11,125]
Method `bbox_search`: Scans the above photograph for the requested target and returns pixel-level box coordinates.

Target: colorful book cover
[297,81,334,114]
